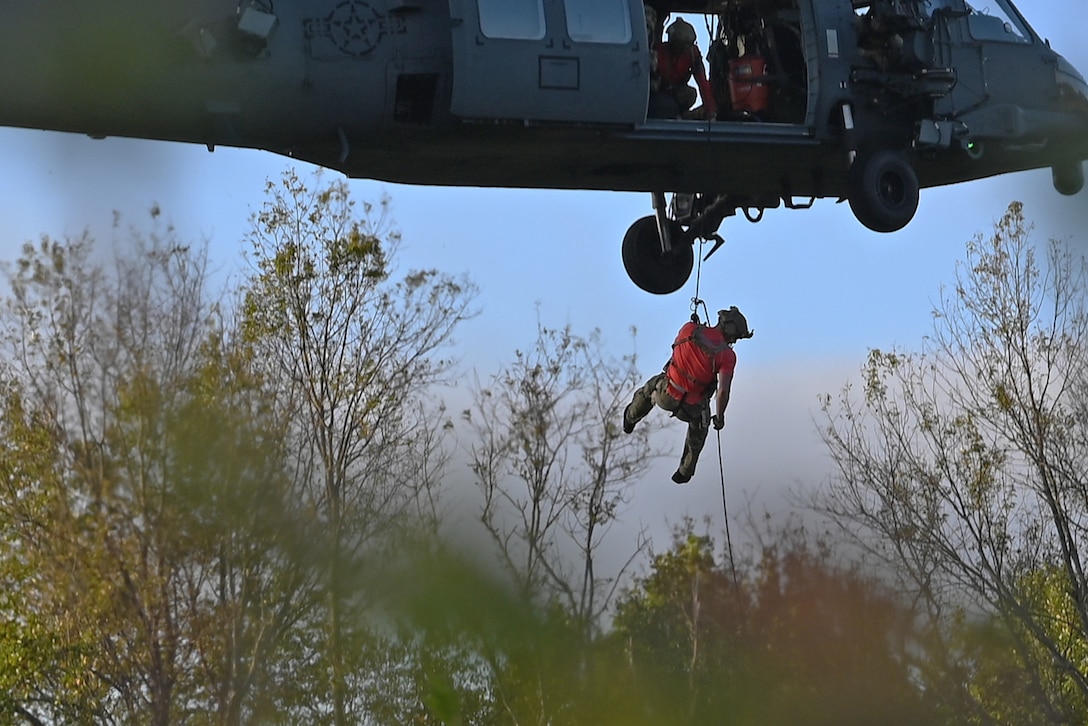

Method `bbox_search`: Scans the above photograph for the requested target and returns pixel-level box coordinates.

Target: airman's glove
[712,413,725,430]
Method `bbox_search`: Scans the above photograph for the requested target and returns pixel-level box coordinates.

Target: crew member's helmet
[717,306,754,341]
[666,18,696,46]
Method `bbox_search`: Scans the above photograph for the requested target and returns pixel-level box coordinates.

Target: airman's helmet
[717,306,754,341]
[666,18,696,46]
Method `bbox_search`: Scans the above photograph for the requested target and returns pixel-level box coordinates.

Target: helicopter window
[921,0,956,14]
[564,0,632,44]
[967,2,1030,43]
[477,0,546,40]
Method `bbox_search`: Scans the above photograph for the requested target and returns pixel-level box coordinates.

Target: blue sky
[1,0,1085,551]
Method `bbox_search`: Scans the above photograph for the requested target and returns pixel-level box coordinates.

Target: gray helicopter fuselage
[0,0,1085,206]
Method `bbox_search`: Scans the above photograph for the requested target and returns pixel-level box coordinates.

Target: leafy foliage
[238,169,478,725]
[0,223,323,725]
[819,201,1088,722]
[6,181,1081,726]
[612,519,930,725]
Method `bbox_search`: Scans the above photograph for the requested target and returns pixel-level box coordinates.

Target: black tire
[1053,161,1085,196]
[621,216,693,295]
[848,150,920,233]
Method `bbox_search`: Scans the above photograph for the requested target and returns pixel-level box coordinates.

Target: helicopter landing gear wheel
[622,215,693,295]
[1053,161,1085,196]
[848,150,919,233]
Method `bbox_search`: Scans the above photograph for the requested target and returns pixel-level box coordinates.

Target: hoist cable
[691,232,736,586]
[716,428,739,588]
[691,237,710,325]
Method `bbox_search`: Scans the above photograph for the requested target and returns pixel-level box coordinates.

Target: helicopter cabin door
[448,0,649,124]
[963,0,1052,108]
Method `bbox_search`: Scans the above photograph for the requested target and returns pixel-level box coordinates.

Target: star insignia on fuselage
[304,1,385,58]
[328,1,382,55]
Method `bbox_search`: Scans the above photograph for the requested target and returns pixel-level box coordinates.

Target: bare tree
[238,169,477,725]
[460,320,662,724]
[818,202,1088,721]
[464,321,659,630]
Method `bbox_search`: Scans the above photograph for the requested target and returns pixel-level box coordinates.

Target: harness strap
[672,324,729,357]
[669,358,705,389]
[664,366,700,398]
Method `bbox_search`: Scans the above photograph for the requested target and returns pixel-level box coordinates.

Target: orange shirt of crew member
[654,42,718,118]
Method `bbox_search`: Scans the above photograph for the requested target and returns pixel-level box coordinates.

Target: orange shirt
[666,322,735,404]
[654,43,718,116]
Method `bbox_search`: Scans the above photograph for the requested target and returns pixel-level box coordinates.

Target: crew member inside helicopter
[649,17,718,120]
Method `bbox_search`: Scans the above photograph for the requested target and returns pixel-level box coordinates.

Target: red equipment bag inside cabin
[728,54,770,114]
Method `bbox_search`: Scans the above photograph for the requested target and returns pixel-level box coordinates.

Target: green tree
[612,519,930,725]
[167,334,321,726]
[613,527,736,720]
[819,201,1088,722]
[0,380,112,724]
[945,567,1088,726]
[0,221,317,725]
[238,169,477,725]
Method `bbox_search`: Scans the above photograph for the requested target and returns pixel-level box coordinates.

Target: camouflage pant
[625,372,711,478]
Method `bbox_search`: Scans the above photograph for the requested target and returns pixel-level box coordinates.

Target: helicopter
[0,0,1085,294]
